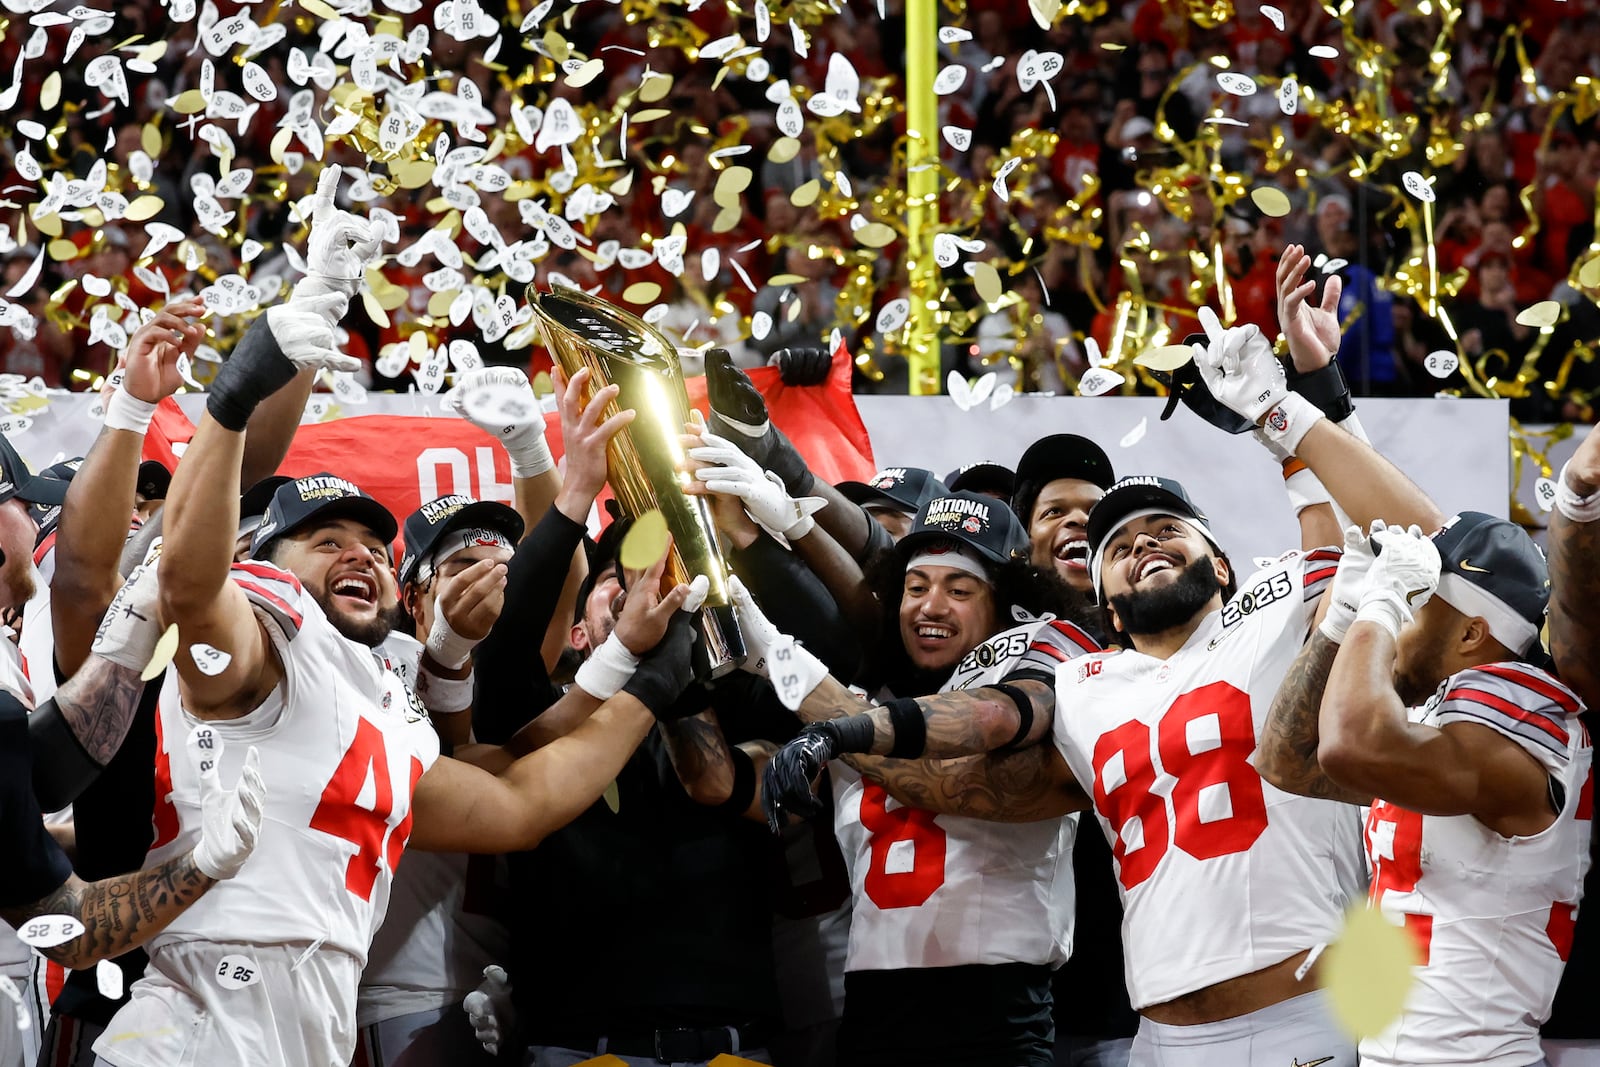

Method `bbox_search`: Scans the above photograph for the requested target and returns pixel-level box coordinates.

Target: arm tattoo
[662,711,734,803]
[853,678,1057,758]
[56,656,147,766]
[1549,511,1600,708]
[1260,631,1367,803]
[843,744,1088,823]
[1,852,215,970]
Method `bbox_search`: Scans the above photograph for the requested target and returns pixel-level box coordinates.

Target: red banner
[143,354,875,527]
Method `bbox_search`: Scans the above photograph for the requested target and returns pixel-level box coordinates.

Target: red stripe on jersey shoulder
[32,529,56,567]
[1442,686,1570,745]
[232,560,306,594]
[1044,619,1102,654]
[1303,566,1337,587]
[1471,663,1582,716]
[1304,549,1343,564]
[1027,641,1070,663]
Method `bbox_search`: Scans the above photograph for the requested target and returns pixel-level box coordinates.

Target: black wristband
[27,697,104,813]
[989,682,1035,750]
[885,698,927,760]
[206,315,298,432]
[1286,360,1355,424]
[717,746,757,814]
[823,714,877,756]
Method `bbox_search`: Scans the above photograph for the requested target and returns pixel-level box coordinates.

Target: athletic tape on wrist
[103,389,158,434]
[508,432,555,479]
[426,611,478,670]
[1556,461,1600,523]
[1354,591,1410,641]
[717,746,757,814]
[989,682,1035,751]
[573,635,640,701]
[884,698,927,759]
[416,664,474,714]
[828,714,880,756]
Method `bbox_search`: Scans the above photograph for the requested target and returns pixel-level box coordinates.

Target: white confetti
[16,915,85,949]
[1261,5,1286,30]
[941,125,972,151]
[1535,477,1558,513]
[96,959,124,1000]
[1422,350,1458,378]
[1278,77,1298,116]
[1216,72,1258,97]
[1402,171,1436,203]
[1308,44,1340,59]
[1077,367,1125,397]
[1120,417,1148,448]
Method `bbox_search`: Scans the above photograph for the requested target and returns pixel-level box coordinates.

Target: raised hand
[116,298,207,404]
[292,167,383,311]
[762,722,838,831]
[1191,306,1288,425]
[1354,524,1441,640]
[686,426,824,543]
[264,293,360,373]
[1276,244,1343,372]
[1318,520,1383,643]
[551,366,633,505]
[445,366,555,479]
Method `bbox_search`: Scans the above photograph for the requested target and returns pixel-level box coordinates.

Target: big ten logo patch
[417,447,515,507]
[1077,659,1105,684]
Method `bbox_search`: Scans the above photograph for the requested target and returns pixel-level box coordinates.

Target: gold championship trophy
[528,286,745,676]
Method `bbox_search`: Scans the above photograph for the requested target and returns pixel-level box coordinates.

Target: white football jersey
[1051,549,1368,1009]
[1361,662,1594,1067]
[833,616,1098,972]
[358,633,509,1026]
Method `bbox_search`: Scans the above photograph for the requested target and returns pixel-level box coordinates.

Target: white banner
[10,393,1513,565]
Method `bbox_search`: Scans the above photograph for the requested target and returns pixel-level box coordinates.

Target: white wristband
[1353,590,1410,642]
[767,634,830,712]
[1258,392,1326,456]
[1556,460,1600,523]
[507,431,555,480]
[573,634,640,701]
[427,610,479,670]
[103,389,158,434]
[1283,465,1332,515]
[416,663,474,714]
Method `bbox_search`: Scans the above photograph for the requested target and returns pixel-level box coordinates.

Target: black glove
[206,314,298,432]
[762,723,838,832]
[773,347,832,387]
[704,349,813,496]
[621,614,698,718]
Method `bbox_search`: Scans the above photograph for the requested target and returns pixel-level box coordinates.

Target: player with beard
[1259,514,1590,1067]
[757,307,1445,1065]
[98,281,706,1067]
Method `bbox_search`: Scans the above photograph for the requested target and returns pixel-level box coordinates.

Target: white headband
[907,543,992,582]
[1435,571,1540,656]
[417,527,512,584]
[1090,507,1220,598]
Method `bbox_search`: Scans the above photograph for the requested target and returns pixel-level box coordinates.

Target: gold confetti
[40,72,59,111]
[142,624,180,682]
[361,289,390,328]
[140,123,162,157]
[170,89,206,114]
[124,195,164,222]
[1134,344,1195,371]
[602,780,620,814]
[1250,187,1292,218]
[567,58,604,88]
[1578,257,1600,289]
[46,239,79,261]
[33,213,61,237]
[631,108,671,122]
[618,508,670,571]
[973,263,1003,305]
[712,205,742,233]
[300,0,339,18]
[639,74,673,104]
[713,165,752,206]
[1323,905,1420,1039]
[768,273,806,286]
[394,160,436,189]
[1515,301,1562,329]
[622,281,662,304]
[790,179,820,207]
[854,223,897,249]
[768,137,800,164]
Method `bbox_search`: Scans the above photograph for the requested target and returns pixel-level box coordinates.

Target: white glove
[265,296,360,374]
[1318,521,1382,643]
[729,576,828,710]
[291,168,382,311]
[1191,307,1289,423]
[690,431,826,542]
[192,745,266,881]
[91,548,163,671]
[462,965,515,1057]
[444,367,554,478]
[1353,523,1440,641]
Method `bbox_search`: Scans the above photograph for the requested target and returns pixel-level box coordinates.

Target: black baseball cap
[1430,511,1548,657]
[1086,475,1219,595]
[944,461,1016,498]
[1012,434,1115,525]
[136,460,172,502]
[26,456,81,525]
[837,467,948,515]
[0,434,70,510]
[398,494,524,586]
[249,472,398,558]
[240,475,293,522]
[899,490,1030,571]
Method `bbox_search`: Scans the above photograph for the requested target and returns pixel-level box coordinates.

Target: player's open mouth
[331,573,376,605]
[1134,555,1178,583]
[914,623,956,646]
[1054,538,1089,571]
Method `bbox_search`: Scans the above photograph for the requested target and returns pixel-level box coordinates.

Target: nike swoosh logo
[1292,1058,1335,1067]
[1406,587,1428,605]
[1459,559,1492,574]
